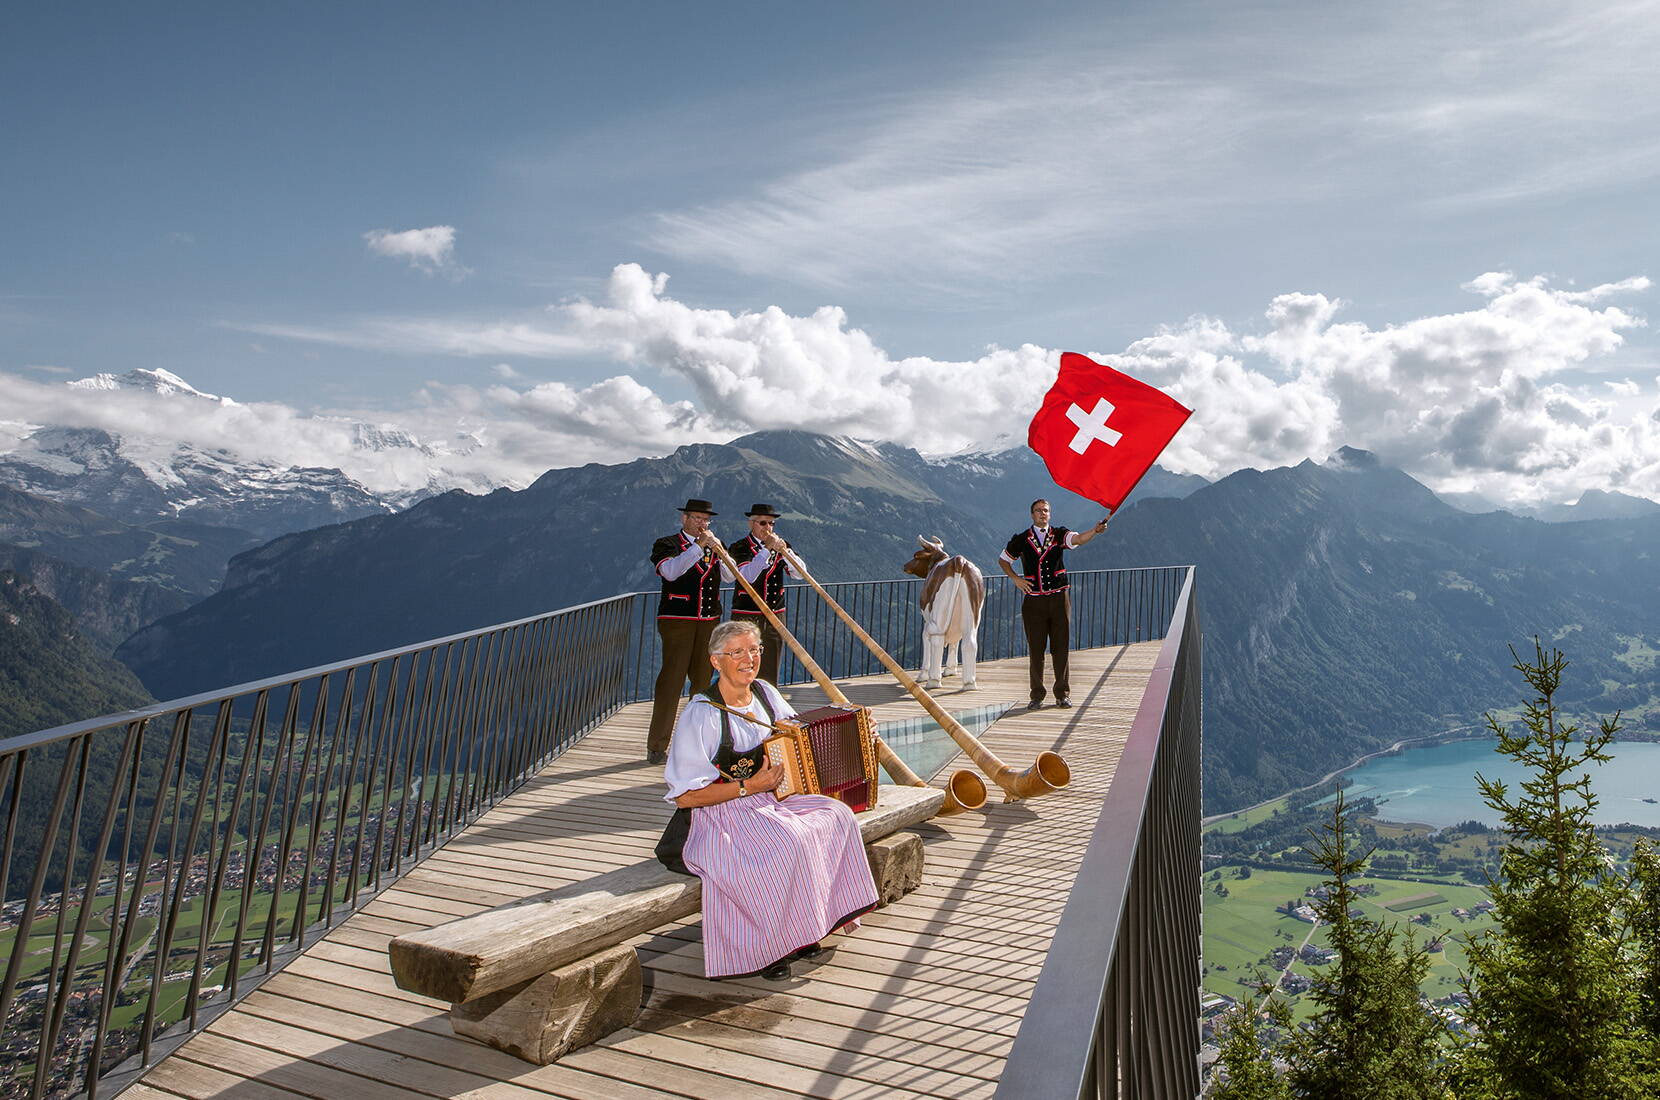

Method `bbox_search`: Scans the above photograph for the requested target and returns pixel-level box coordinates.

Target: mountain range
[111,433,1660,815]
[0,425,394,541]
[5,403,1658,814]
[116,431,1203,697]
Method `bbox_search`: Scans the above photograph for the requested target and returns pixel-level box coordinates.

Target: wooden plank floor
[135,643,1161,1099]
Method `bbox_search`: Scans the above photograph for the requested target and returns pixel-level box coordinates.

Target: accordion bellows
[764,705,880,811]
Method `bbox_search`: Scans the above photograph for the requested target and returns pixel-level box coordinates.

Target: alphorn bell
[705,538,987,815]
[776,546,1070,803]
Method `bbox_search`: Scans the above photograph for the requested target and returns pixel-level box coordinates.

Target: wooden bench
[388,784,944,1064]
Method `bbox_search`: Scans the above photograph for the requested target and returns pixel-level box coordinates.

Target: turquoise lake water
[1329,738,1660,829]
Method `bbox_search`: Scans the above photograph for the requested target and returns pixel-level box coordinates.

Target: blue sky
[4,1,1659,506]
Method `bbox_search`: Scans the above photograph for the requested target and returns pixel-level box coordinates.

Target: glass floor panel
[877,701,1017,782]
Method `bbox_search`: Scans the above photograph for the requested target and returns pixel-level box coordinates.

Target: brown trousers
[649,618,717,755]
[1021,591,1071,704]
[735,612,784,685]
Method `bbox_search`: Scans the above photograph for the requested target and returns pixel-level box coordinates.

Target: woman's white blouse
[662,680,797,802]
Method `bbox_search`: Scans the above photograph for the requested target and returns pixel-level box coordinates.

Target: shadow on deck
[130,644,1161,1100]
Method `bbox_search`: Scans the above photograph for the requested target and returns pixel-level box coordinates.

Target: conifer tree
[1287,790,1447,1098]
[1452,641,1641,1099]
[1212,986,1291,1100]
[1625,840,1660,1091]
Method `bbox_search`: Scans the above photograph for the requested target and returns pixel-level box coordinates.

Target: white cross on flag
[1027,353,1193,512]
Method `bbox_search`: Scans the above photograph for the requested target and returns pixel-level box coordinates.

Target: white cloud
[1116,271,1655,504]
[32,264,1660,510]
[633,2,1660,293]
[363,225,467,277]
[232,316,586,357]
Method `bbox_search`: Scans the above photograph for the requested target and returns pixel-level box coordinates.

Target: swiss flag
[1027,353,1193,512]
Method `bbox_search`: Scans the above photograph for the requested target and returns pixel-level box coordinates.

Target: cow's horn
[917,535,944,550]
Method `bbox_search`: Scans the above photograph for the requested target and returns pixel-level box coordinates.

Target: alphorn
[705,539,987,815]
[777,546,1070,803]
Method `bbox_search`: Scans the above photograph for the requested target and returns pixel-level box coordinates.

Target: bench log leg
[450,943,641,1064]
[866,832,924,906]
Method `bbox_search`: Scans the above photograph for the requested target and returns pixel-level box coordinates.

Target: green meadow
[1203,861,1497,1021]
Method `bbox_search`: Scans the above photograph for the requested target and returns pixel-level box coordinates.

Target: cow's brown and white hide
[903,536,986,690]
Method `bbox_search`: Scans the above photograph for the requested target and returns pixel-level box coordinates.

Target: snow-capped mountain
[66,367,233,403]
[0,368,508,537]
[0,426,394,539]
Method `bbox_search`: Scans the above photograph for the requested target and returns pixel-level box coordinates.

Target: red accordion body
[763,705,880,812]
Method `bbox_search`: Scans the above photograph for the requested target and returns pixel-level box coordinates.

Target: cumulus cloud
[17,265,1660,510]
[363,225,466,277]
[1114,270,1655,504]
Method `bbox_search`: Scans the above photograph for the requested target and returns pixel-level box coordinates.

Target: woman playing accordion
[659,620,879,981]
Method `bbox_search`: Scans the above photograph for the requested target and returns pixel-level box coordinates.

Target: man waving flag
[1027,352,1194,512]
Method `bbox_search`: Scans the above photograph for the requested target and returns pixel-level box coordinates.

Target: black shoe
[1027,700,1043,710]
[1055,697,1073,708]
[647,749,668,765]
[794,943,824,960]
[761,960,791,980]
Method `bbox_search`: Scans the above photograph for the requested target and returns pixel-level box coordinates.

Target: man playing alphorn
[647,498,724,764]
[726,502,802,686]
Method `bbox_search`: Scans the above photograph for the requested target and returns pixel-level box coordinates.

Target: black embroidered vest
[1005,527,1073,595]
[728,534,790,615]
[651,531,722,619]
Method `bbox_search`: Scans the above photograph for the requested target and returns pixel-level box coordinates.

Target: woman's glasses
[717,646,765,661]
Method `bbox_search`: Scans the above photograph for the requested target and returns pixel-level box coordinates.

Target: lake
[1329,738,1660,829]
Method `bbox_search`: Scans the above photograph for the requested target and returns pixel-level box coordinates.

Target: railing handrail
[994,565,1202,1099]
[1,564,1184,754]
[0,591,643,756]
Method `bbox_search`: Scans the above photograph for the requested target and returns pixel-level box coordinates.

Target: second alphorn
[705,538,987,815]
[777,546,1069,803]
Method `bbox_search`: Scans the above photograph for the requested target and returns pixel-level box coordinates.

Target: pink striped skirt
[683,791,879,978]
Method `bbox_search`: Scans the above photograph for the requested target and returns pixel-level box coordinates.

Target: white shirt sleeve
[657,541,705,581]
[1064,529,1082,549]
[781,548,804,578]
[736,547,771,583]
[663,698,722,801]
[999,549,1018,564]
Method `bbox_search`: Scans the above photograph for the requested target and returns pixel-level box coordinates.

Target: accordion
[763,705,880,811]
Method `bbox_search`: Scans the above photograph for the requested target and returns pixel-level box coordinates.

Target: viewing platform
[1,566,1200,1099]
[127,646,1159,1099]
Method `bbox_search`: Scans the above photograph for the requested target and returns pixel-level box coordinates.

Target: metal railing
[0,594,642,1100]
[771,565,1189,686]
[0,565,1191,1099]
[995,566,1203,1099]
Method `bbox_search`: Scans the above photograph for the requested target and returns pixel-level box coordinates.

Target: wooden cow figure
[902,536,986,690]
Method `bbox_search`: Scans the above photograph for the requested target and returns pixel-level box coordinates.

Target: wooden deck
[128,643,1161,1100]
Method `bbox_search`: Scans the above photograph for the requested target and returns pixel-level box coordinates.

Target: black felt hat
[679,498,718,515]
[744,503,782,518]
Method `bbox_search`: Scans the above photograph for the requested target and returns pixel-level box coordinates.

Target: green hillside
[0,571,153,739]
